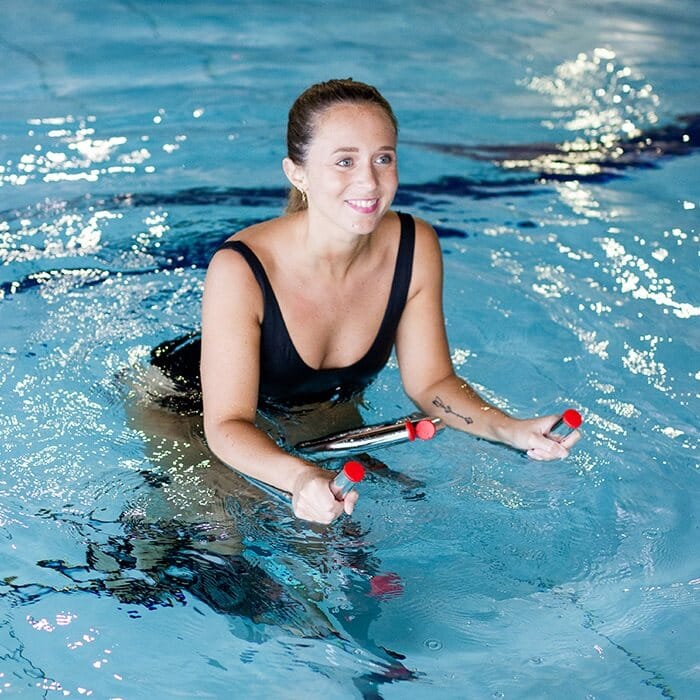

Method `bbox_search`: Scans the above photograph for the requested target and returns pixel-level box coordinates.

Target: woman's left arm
[395,218,579,461]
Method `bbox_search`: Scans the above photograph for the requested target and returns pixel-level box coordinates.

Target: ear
[282,157,306,191]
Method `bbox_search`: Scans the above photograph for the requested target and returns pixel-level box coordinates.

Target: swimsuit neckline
[233,227,404,373]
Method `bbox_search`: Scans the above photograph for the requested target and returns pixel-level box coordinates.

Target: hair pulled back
[285,78,398,213]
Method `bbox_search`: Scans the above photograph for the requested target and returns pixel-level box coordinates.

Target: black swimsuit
[151,212,416,410]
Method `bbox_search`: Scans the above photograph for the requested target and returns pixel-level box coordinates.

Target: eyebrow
[331,146,396,154]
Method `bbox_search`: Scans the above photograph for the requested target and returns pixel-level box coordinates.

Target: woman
[199,79,580,524]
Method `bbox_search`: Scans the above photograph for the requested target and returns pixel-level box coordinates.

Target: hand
[291,466,359,523]
[504,415,581,461]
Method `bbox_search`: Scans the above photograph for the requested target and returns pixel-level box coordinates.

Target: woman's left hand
[505,415,581,461]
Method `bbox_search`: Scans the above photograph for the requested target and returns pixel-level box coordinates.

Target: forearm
[412,374,517,446]
[205,416,356,522]
[411,374,575,460]
[204,417,321,495]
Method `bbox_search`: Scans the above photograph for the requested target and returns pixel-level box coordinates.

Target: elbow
[406,385,440,417]
[405,385,428,409]
[202,416,227,462]
[404,372,455,409]
[202,412,246,463]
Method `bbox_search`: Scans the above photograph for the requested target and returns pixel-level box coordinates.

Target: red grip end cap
[562,409,583,429]
[415,419,437,440]
[404,420,416,441]
[343,460,365,483]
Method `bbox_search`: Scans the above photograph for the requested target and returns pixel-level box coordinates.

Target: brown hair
[285,78,398,213]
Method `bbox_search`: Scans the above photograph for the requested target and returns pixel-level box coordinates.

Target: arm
[200,248,357,522]
[395,219,579,460]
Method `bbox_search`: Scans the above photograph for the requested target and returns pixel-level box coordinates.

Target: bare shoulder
[207,213,291,283]
[409,215,443,291]
[204,237,266,322]
[412,215,441,254]
[222,214,290,246]
[206,240,254,285]
[380,210,439,254]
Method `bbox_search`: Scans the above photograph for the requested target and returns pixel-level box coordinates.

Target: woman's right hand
[291,466,359,524]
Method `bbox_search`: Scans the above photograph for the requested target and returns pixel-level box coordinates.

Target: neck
[296,209,374,277]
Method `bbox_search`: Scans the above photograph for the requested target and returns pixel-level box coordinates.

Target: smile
[346,198,379,214]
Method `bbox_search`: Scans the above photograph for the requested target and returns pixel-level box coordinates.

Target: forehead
[311,102,396,146]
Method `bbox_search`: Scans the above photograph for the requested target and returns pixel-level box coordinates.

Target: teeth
[349,199,377,207]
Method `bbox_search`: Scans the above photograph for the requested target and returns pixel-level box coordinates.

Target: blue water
[1,1,698,697]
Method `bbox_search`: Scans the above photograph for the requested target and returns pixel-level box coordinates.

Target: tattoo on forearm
[432,395,474,425]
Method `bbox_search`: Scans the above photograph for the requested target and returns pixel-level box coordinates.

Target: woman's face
[298,102,398,236]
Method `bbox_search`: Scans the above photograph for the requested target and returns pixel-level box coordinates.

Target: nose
[356,160,379,190]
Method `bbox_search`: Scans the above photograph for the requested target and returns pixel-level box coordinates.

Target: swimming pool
[1,0,698,697]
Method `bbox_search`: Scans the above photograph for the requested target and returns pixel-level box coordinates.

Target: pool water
[1,1,698,697]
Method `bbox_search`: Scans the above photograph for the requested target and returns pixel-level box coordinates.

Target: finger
[526,448,551,461]
[530,433,568,459]
[295,505,341,524]
[527,444,570,461]
[292,492,343,524]
[343,490,359,516]
[559,429,581,449]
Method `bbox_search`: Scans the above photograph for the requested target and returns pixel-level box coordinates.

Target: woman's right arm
[200,248,356,523]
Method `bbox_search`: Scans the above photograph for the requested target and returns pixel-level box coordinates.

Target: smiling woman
[148,78,581,524]
[283,102,398,245]
[283,79,399,215]
[283,102,398,233]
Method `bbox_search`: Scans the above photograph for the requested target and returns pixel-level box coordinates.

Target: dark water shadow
[406,112,700,179]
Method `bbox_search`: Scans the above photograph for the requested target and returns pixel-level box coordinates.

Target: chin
[347,217,381,235]
[345,206,387,231]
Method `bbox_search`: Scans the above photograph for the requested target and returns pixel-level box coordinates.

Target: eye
[336,158,353,167]
[375,153,394,165]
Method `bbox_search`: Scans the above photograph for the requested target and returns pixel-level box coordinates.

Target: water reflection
[410,50,697,179]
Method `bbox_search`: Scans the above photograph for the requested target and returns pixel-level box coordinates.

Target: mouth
[345,198,380,214]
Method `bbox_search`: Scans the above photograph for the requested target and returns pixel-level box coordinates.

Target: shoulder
[204,232,271,324]
[394,211,440,252]
[409,213,438,241]
[222,214,291,245]
[407,214,442,266]
[401,214,442,298]
[203,252,262,321]
[208,213,293,274]
[215,212,302,271]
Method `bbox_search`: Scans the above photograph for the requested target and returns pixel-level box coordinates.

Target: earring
[299,188,307,205]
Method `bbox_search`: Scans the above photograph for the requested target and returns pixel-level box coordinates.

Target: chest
[267,257,394,370]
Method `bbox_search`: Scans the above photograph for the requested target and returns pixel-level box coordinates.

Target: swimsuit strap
[216,240,293,369]
[364,211,415,355]
[216,239,272,309]
[386,211,416,328]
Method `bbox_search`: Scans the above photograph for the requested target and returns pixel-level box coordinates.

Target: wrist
[489,412,518,446]
[287,459,326,496]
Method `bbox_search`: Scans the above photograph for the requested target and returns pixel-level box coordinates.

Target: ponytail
[286,187,307,214]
